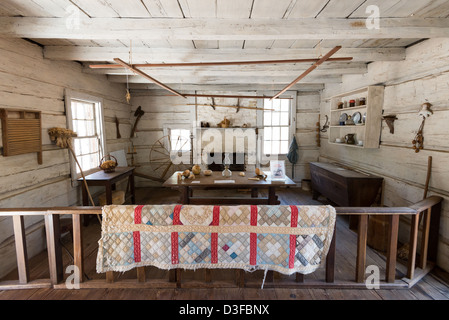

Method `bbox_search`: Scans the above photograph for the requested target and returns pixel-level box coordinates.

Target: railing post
[72,214,84,283]
[356,215,368,283]
[13,215,30,284]
[326,227,336,283]
[45,214,63,285]
[407,213,420,279]
[419,208,431,270]
[386,215,399,283]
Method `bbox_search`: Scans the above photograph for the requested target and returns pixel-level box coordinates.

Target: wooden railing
[0,196,442,290]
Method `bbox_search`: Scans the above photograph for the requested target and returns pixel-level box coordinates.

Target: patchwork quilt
[96,205,336,275]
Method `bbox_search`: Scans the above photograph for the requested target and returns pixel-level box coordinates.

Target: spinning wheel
[149,135,191,180]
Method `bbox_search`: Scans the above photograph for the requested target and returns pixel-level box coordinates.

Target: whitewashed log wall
[0,38,132,278]
[320,38,449,272]
[131,90,320,186]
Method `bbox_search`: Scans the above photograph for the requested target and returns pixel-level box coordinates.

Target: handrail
[0,196,443,290]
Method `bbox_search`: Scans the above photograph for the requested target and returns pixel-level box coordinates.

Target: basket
[100,155,118,173]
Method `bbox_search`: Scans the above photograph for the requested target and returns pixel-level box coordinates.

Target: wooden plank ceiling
[1,0,448,91]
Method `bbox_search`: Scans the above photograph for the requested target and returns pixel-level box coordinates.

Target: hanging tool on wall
[115,116,121,139]
[130,106,145,138]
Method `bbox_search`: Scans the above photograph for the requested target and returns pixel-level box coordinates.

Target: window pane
[271,141,280,154]
[171,129,191,152]
[264,127,272,140]
[280,112,289,126]
[281,99,290,112]
[272,99,281,112]
[272,127,280,141]
[281,127,289,140]
[272,112,280,126]
[280,141,289,154]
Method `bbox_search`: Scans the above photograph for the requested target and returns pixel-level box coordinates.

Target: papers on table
[214,180,236,184]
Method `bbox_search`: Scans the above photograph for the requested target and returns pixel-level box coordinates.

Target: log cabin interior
[0,0,449,304]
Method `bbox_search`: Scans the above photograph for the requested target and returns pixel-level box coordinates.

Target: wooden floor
[1,187,449,301]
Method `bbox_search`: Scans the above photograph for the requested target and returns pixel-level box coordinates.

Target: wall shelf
[328,86,384,149]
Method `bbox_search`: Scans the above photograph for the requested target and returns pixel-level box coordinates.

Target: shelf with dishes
[328,86,384,149]
[332,110,366,127]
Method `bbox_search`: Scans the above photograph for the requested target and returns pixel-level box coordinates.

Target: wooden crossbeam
[271,46,343,100]
[113,58,186,99]
[90,57,352,69]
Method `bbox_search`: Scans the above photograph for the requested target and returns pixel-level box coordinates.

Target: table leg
[129,173,136,204]
[105,183,113,205]
[268,187,280,205]
[180,186,190,204]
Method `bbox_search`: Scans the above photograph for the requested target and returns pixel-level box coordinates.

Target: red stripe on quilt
[289,205,299,269]
[171,205,183,265]
[250,205,258,265]
[133,205,144,263]
[211,206,220,264]
[173,205,182,225]
[171,232,179,265]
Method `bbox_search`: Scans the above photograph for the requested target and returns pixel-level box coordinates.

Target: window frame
[65,89,106,184]
[256,91,297,157]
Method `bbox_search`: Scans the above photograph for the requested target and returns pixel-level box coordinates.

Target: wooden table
[163,171,296,205]
[79,166,136,206]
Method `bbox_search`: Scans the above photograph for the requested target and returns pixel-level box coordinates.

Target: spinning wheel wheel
[149,135,191,180]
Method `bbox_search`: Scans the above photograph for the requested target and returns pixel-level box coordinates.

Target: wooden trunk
[310,162,383,207]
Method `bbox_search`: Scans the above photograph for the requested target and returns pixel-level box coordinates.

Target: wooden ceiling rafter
[113,58,187,99]
[271,46,343,100]
[89,57,353,69]
[108,47,350,100]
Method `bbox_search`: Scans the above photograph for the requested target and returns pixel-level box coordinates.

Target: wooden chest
[310,162,383,207]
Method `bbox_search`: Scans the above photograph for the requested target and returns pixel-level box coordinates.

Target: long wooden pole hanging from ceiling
[270,46,343,100]
[90,57,352,69]
[113,58,187,99]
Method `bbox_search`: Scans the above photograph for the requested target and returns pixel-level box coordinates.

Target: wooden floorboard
[1,187,448,300]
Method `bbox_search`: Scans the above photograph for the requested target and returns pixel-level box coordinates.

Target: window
[262,97,293,155]
[169,129,191,152]
[65,90,106,181]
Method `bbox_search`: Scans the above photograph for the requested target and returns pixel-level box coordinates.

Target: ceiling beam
[44,47,405,62]
[89,57,352,69]
[83,64,368,76]
[129,84,325,92]
[107,74,342,85]
[0,17,447,40]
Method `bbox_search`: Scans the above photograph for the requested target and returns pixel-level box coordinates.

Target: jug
[345,134,356,145]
